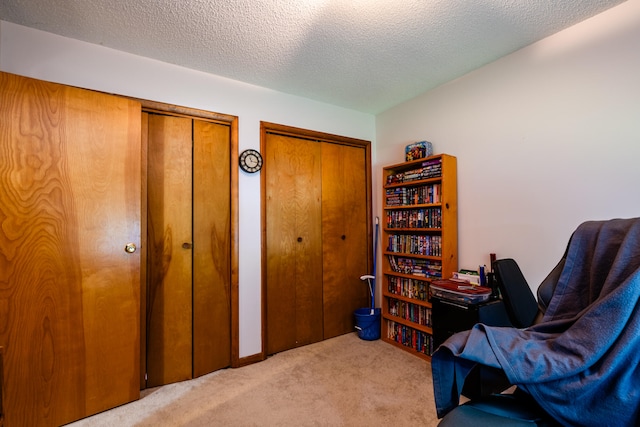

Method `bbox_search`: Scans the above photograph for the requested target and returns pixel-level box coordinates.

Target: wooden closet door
[146,114,193,386]
[322,143,370,338]
[193,120,231,377]
[0,72,141,426]
[265,134,323,355]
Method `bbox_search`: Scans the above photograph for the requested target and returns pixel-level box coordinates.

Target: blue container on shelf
[354,307,381,341]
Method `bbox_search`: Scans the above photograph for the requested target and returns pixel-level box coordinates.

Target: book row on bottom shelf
[387,298,432,327]
[386,320,434,356]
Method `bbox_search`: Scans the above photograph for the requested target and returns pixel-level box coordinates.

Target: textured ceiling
[0,0,627,114]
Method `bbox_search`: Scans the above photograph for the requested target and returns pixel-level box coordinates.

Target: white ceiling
[0,0,627,114]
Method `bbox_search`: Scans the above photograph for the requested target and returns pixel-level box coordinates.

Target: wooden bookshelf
[381,154,458,361]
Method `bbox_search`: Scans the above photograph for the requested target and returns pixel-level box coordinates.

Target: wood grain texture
[0,72,141,426]
[145,114,193,387]
[439,155,458,279]
[1,347,4,426]
[291,139,324,348]
[137,99,240,368]
[140,113,149,389]
[193,120,232,377]
[321,143,369,339]
[265,134,323,354]
[263,125,372,355]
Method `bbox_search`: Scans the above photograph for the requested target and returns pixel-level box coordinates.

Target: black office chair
[436,257,565,426]
[492,258,539,328]
[492,256,566,327]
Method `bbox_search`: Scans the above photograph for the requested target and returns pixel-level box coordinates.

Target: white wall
[0,21,375,359]
[376,0,640,291]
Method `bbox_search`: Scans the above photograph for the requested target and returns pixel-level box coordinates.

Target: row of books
[386,159,443,185]
[387,298,432,327]
[387,234,442,257]
[387,255,442,278]
[386,276,430,302]
[385,208,442,229]
[386,320,434,356]
[385,184,441,206]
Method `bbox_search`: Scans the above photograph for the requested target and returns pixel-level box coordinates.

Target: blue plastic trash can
[354,307,381,340]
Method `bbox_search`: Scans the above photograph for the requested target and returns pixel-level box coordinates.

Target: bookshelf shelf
[381,153,457,362]
[385,205,441,210]
[385,177,441,188]
[382,270,435,281]
[383,251,442,261]
[384,292,432,307]
[384,313,433,335]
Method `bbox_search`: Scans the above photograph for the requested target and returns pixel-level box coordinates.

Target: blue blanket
[432,218,640,426]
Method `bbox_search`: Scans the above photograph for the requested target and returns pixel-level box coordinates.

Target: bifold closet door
[192,120,231,378]
[0,72,141,426]
[146,114,231,387]
[146,114,194,387]
[321,143,369,339]
[265,134,324,355]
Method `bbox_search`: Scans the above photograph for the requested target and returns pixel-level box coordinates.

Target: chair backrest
[492,258,539,328]
[536,258,564,315]
[536,233,573,317]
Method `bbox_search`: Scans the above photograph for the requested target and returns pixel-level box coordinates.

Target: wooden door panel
[341,146,370,318]
[146,114,193,386]
[265,134,299,354]
[0,72,141,426]
[193,120,231,377]
[265,134,323,354]
[322,143,369,338]
[69,86,142,416]
[140,113,149,389]
[292,139,324,347]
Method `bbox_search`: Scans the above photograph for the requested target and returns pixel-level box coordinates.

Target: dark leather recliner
[437,257,564,426]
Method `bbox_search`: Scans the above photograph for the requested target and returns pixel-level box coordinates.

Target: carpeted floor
[68,333,441,426]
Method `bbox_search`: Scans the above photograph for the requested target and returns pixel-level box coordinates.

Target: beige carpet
[68,333,441,426]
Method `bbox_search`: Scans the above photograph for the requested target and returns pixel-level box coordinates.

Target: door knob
[182,242,193,249]
[124,243,137,253]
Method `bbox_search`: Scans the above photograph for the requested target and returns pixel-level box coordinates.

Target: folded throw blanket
[432,217,640,426]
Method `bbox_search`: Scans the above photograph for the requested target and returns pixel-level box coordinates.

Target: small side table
[432,297,513,398]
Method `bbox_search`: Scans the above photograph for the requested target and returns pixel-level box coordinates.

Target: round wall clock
[239,149,263,173]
